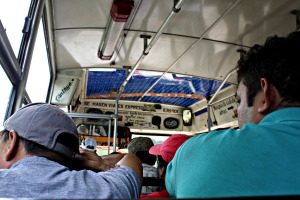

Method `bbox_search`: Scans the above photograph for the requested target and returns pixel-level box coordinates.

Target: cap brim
[149,144,162,155]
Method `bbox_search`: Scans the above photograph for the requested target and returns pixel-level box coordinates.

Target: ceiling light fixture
[98,0,134,60]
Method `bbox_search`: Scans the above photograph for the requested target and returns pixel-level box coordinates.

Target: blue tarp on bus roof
[86,70,230,107]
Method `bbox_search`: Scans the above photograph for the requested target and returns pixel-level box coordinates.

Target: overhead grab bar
[207,48,246,132]
[206,68,238,132]
[207,68,238,107]
[117,0,186,99]
[112,0,186,152]
[138,0,242,102]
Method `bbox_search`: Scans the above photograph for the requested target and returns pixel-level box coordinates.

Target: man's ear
[5,130,19,161]
[257,78,279,113]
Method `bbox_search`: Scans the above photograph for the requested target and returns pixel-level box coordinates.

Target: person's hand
[70,148,116,172]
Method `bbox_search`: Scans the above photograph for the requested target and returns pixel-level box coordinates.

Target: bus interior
[1,0,300,154]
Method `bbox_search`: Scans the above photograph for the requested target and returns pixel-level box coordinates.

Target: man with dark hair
[127,137,158,194]
[165,31,300,198]
[0,103,142,198]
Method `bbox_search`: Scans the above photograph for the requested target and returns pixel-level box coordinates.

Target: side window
[26,21,50,102]
[0,66,12,125]
[0,0,49,123]
[0,0,50,103]
[0,0,31,56]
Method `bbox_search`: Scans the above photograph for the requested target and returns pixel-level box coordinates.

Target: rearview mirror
[182,109,192,126]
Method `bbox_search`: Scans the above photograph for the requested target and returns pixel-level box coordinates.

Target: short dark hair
[237,31,300,106]
[2,130,53,155]
[157,155,168,167]
[2,130,73,164]
[2,130,9,141]
[135,150,156,165]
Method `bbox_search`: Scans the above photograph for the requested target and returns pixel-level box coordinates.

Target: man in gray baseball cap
[2,102,79,159]
[0,103,142,198]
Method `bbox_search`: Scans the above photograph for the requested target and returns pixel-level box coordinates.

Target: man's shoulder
[261,107,300,124]
[190,128,237,141]
[11,156,63,168]
[174,128,239,155]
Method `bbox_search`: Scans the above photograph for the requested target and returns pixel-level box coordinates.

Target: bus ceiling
[38,0,300,134]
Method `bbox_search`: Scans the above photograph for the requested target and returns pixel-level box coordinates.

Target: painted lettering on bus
[92,102,108,107]
[213,102,226,111]
[225,97,235,106]
[55,79,74,101]
[83,101,180,113]
[125,105,144,110]
[111,104,124,108]
[162,108,179,113]
[90,102,124,108]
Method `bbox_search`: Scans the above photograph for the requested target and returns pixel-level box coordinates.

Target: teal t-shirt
[166,107,300,198]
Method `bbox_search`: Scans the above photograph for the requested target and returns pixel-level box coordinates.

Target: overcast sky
[0,0,49,103]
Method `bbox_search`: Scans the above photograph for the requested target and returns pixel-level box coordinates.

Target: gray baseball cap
[3,103,79,158]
